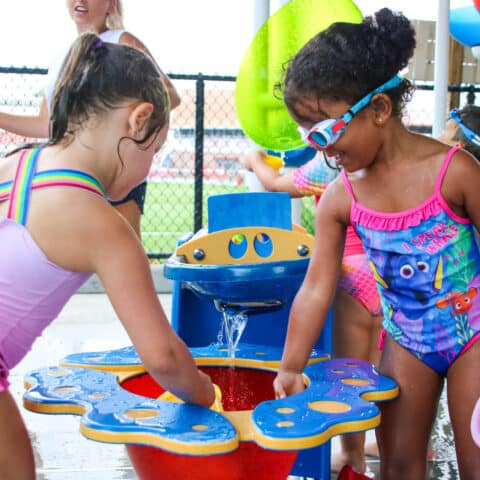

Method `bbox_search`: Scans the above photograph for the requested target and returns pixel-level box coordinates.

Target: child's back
[0,147,101,368]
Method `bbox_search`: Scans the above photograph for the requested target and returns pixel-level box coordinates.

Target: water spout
[214,299,283,315]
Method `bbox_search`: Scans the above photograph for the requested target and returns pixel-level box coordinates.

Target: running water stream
[216,308,248,359]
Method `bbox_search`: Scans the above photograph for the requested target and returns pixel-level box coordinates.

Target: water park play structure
[24,191,399,480]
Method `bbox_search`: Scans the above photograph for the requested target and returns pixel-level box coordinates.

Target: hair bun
[363,8,416,72]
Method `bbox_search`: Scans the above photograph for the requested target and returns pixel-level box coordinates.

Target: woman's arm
[0,96,49,139]
[119,32,181,110]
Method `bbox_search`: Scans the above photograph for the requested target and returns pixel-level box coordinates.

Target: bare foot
[331,450,366,474]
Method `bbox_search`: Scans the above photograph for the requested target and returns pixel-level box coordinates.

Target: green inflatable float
[235,0,362,152]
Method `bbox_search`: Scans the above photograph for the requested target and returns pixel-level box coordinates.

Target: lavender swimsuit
[0,148,105,391]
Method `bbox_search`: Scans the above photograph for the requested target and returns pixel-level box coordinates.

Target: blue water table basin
[24,344,398,480]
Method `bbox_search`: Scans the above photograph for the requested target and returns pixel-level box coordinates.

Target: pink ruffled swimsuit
[342,147,480,376]
[293,154,381,315]
[0,148,106,392]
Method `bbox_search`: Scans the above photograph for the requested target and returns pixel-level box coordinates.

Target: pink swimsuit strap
[341,147,470,231]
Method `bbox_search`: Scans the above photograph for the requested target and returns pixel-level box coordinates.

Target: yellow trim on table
[80,424,239,456]
[23,398,86,416]
[59,362,145,375]
[222,411,255,441]
[252,415,381,450]
[361,386,400,402]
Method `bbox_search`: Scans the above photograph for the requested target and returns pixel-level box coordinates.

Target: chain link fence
[0,67,479,258]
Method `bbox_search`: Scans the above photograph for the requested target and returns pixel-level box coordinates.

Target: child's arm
[58,202,215,407]
[242,150,338,199]
[273,180,347,398]
[119,32,181,110]
[242,150,302,197]
[462,157,480,230]
[98,225,214,406]
[444,149,480,230]
[0,97,49,139]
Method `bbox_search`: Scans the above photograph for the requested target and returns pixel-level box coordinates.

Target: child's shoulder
[408,135,459,172]
[443,145,480,182]
[317,174,352,222]
[0,150,23,182]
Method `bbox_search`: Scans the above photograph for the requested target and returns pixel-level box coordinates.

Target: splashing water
[217,309,248,359]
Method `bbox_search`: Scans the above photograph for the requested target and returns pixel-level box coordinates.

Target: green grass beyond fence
[141,182,315,258]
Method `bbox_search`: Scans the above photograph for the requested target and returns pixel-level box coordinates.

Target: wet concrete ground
[10,294,459,479]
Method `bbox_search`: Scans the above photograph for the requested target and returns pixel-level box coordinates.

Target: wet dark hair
[276,8,416,119]
[50,32,169,150]
[453,105,480,161]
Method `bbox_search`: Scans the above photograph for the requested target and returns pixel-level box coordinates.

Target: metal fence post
[194,74,205,233]
[467,85,476,105]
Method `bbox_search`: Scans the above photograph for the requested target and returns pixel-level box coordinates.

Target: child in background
[272,8,480,480]
[0,34,214,480]
[242,150,382,474]
[439,104,480,161]
[0,0,181,237]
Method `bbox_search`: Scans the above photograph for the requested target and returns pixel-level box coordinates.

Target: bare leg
[113,199,142,238]
[376,335,443,480]
[331,288,382,473]
[0,390,35,480]
[364,310,383,460]
[446,341,480,479]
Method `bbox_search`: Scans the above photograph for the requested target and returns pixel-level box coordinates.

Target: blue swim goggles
[449,108,480,147]
[298,74,403,150]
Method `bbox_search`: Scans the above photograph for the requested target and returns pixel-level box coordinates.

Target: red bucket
[121,367,298,480]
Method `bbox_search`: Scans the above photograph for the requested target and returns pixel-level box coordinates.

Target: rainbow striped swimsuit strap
[7,148,40,225]
[3,147,107,225]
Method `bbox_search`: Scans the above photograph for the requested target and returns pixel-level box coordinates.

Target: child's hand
[273,369,306,399]
[158,375,223,411]
[198,370,216,407]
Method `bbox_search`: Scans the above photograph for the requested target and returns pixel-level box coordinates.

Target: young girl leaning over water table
[0,34,214,480]
[272,8,480,480]
[242,149,382,474]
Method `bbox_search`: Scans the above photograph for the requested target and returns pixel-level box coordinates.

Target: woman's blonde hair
[106,0,125,30]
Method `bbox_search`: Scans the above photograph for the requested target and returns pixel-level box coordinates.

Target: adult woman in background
[0,0,180,236]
